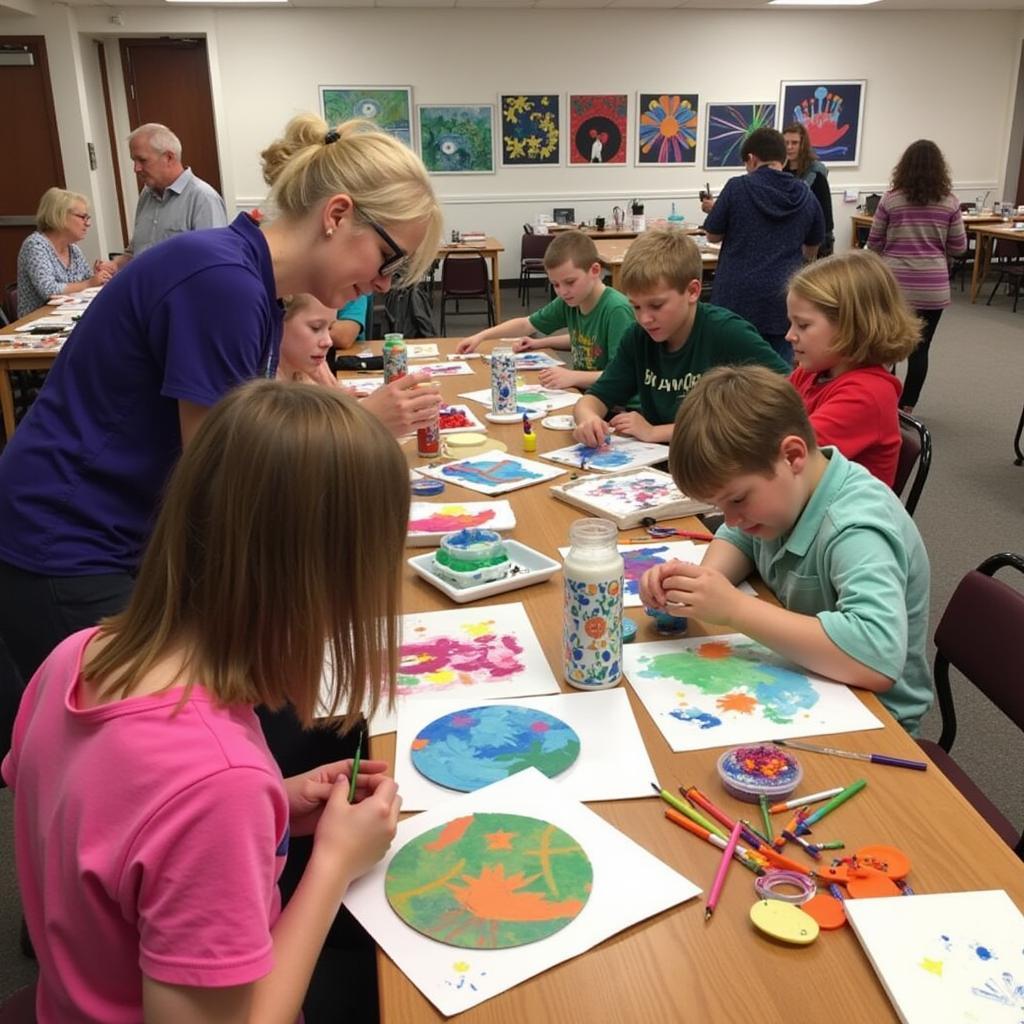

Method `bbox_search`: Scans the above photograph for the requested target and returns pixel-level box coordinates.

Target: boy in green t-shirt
[456,230,634,391]
[639,366,932,733]
[573,229,788,447]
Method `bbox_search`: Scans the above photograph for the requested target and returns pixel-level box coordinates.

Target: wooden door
[119,38,222,196]
[0,37,63,292]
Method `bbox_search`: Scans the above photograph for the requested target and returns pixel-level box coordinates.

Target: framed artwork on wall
[499,94,561,167]
[636,93,699,166]
[704,102,778,169]
[568,94,627,166]
[319,86,414,147]
[778,80,865,166]
[417,104,495,175]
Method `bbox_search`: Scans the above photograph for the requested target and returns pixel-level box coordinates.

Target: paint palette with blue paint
[540,436,670,473]
[411,704,581,791]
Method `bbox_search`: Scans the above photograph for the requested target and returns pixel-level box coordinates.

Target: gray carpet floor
[1,280,1021,1004]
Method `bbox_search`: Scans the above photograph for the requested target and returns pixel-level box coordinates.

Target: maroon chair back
[441,251,489,297]
[893,411,931,517]
[932,553,1024,751]
[521,233,554,262]
[2,283,17,324]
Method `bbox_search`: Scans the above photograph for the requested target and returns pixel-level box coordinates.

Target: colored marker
[774,739,927,772]
[741,819,772,849]
[758,794,774,843]
[817,840,846,851]
[652,783,728,839]
[782,829,822,860]
[796,779,867,834]
[348,734,363,804]
[769,787,845,814]
[683,786,764,851]
[705,821,743,922]
[663,809,764,875]
[624,531,716,544]
[828,883,846,903]
[774,805,809,849]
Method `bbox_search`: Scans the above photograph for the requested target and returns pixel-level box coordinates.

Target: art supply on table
[750,899,819,945]
[644,605,688,636]
[854,844,910,879]
[774,806,809,849]
[705,820,742,921]
[655,784,728,840]
[817,840,845,851]
[410,478,445,497]
[416,452,564,496]
[682,785,737,836]
[846,868,901,899]
[795,778,867,834]
[563,518,623,691]
[758,794,774,843]
[773,738,927,771]
[383,333,407,383]
[635,519,716,542]
[622,617,638,644]
[417,403,441,459]
[578,435,610,471]
[407,500,516,546]
[541,414,575,431]
[348,733,363,803]
[769,787,844,814]
[802,891,847,930]
[521,413,537,453]
[740,819,773,849]
[781,829,822,860]
[717,744,803,804]
[664,809,763,875]
[433,528,511,589]
[753,868,816,905]
[490,345,518,414]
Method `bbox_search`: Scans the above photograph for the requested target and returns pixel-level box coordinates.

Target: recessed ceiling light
[770,0,881,5]
[166,0,289,5]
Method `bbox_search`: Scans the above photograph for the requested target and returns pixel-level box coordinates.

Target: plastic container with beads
[433,528,511,589]
[717,743,802,804]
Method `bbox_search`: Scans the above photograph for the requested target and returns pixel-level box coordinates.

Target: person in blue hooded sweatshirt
[702,127,824,364]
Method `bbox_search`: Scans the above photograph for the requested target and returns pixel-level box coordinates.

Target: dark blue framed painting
[499,94,561,167]
[779,81,865,166]
[704,102,778,169]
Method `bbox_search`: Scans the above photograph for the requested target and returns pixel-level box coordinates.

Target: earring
[325,227,334,238]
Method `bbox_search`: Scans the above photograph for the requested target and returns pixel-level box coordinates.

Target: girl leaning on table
[2,380,407,1024]
[15,187,117,318]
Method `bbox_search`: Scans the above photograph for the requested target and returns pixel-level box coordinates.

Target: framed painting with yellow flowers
[635,92,698,166]
[499,94,561,167]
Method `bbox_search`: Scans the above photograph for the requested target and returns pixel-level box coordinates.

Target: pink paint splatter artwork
[409,507,496,534]
[398,620,526,695]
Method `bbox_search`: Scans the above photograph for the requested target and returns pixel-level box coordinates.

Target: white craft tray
[408,540,560,603]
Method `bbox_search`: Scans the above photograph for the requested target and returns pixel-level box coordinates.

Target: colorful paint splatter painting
[705,102,778,169]
[622,632,882,752]
[417,453,565,496]
[385,812,592,948]
[846,890,1024,1024]
[637,93,698,165]
[407,501,516,545]
[541,436,669,473]
[411,705,581,791]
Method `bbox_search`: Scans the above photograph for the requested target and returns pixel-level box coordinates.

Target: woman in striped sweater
[866,140,966,412]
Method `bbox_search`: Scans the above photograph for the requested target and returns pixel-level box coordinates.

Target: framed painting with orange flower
[635,93,698,166]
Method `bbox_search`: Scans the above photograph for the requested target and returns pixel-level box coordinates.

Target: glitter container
[717,743,803,804]
[643,606,688,635]
[433,528,510,589]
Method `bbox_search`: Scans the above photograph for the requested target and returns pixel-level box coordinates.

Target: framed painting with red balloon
[568,94,627,166]
[778,80,865,167]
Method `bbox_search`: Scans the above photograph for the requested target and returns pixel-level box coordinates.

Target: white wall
[4,2,1023,267]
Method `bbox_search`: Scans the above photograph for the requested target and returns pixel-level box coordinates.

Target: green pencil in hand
[348,736,362,804]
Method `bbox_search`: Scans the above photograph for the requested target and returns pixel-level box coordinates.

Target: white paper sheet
[415,452,565,496]
[541,436,670,473]
[342,376,384,397]
[416,360,476,377]
[344,768,700,1017]
[623,631,883,752]
[406,343,440,358]
[458,386,579,413]
[394,689,657,809]
[846,890,1024,1024]
[407,500,516,545]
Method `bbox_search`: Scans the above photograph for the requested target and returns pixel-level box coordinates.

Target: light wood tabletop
[594,237,719,291]
[968,221,1024,302]
[436,237,506,321]
[340,338,1024,1024]
[0,306,65,441]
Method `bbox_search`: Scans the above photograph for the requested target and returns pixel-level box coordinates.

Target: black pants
[903,308,944,410]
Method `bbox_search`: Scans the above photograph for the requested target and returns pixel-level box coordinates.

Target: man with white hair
[114,123,227,264]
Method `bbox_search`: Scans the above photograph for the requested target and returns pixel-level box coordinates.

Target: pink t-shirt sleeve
[125,766,287,989]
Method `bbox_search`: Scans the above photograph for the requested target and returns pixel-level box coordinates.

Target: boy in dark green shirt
[574,230,788,447]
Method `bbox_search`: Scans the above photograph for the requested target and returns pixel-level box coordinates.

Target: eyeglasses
[69,212,92,224]
[355,207,408,279]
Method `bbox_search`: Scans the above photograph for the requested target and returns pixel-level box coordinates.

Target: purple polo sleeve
[155,265,277,409]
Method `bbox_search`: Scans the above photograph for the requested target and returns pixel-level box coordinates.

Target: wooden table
[340,339,1024,1024]
[850,211,1020,252]
[969,222,1024,302]
[595,237,719,291]
[0,308,63,441]
[436,238,506,321]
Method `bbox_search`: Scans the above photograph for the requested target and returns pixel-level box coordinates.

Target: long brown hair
[782,122,817,178]
[891,140,953,206]
[85,380,409,729]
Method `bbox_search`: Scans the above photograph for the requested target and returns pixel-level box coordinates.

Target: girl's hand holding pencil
[283,757,390,835]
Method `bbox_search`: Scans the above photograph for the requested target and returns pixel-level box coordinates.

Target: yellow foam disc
[446,433,488,448]
[749,899,820,945]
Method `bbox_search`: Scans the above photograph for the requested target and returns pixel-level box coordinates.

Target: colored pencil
[663,809,764,875]
[758,794,774,843]
[773,739,927,772]
[773,806,809,849]
[782,829,822,860]
[684,786,764,851]
[796,779,867,834]
[348,734,362,804]
[769,787,845,814]
[624,531,714,544]
[652,783,728,840]
[705,821,742,921]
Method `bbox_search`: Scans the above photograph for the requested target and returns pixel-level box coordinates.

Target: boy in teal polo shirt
[573,229,787,447]
[456,230,634,391]
[639,365,932,733]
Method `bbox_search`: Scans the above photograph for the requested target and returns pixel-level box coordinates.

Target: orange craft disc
[814,863,850,884]
[846,871,902,899]
[854,844,911,880]
[802,893,847,930]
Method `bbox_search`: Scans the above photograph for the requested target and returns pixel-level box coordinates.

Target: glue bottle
[563,518,623,691]
[522,413,537,453]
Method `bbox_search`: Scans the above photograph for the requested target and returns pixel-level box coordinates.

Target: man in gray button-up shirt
[113,123,227,266]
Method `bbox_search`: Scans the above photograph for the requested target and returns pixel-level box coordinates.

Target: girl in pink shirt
[3,381,407,1023]
[786,250,921,487]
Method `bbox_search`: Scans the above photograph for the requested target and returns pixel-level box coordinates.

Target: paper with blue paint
[541,436,670,473]
[622,632,882,752]
[416,452,566,496]
[846,890,1024,1024]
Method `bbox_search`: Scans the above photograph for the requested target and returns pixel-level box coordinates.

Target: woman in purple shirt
[867,140,966,412]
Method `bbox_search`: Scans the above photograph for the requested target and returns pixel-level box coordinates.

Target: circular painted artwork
[574,116,623,164]
[411,704,581,792]
[385,812,593,948]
